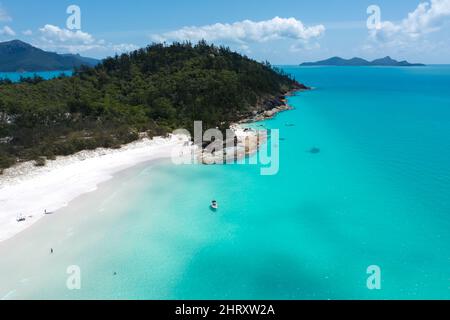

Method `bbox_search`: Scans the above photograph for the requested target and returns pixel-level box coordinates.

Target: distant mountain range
[0,40,100,72]
[300,56,425,67]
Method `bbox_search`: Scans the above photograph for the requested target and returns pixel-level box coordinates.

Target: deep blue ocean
[0,66,449,300]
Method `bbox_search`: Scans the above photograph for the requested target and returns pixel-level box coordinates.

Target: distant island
[300,56,425,67]
[0,40,100,72]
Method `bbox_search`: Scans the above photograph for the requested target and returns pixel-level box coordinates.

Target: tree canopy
[0,41,299,171]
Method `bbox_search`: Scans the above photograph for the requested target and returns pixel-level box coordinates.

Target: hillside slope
[0,40,99,72]
[0,41,304,170]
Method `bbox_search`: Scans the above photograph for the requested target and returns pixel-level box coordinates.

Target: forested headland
[0,41,303,172]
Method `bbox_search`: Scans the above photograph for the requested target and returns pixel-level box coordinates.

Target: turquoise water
[1,66,449,300]
[0,70,73,82]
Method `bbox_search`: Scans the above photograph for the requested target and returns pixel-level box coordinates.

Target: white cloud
[39,24,95,45]
[0,25,15,36]
[36,24,137,55]
[290,41,321,53]
[22,29,33,36]
[0,5,11,22]
[369,0,450,46]
[151,17,325,44]
[111,43,140,53]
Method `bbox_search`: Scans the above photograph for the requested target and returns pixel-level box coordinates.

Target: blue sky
[1,0,449,63]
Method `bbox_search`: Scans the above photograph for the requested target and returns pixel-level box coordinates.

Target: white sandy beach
[0,125,263,243]
[0,134,191,243]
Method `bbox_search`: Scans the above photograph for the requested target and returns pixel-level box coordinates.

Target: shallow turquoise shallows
[1,66,450,300]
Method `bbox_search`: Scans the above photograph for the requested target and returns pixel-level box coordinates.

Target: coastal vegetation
[0,41,302,172]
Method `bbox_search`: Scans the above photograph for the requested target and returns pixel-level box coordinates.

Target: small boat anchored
[16,213,26,222]
[210,200,219,211]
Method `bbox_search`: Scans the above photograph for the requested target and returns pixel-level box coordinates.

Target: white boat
[16,214,26,222]
[210,200,219,210]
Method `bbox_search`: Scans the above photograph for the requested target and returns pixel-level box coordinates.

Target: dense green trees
[0,41,299,171]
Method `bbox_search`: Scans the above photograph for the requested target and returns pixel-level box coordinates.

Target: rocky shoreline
[200,83,310,165]
[238,83,310,124]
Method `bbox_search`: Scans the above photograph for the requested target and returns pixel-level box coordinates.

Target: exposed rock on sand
[200,126,267,165]
[200,85,309,165]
